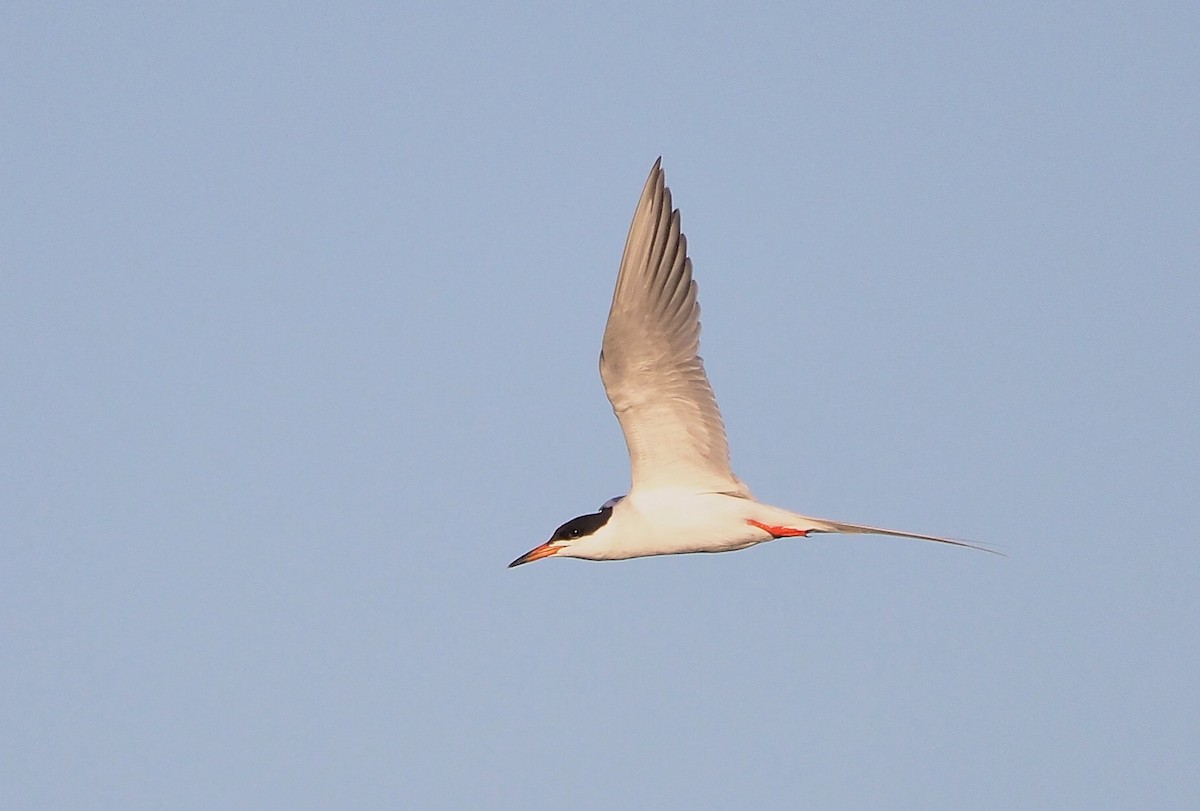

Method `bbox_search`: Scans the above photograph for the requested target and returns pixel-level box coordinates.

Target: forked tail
[802,516,1002,555]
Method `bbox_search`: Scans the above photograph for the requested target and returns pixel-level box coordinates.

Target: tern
[510,159,992,567]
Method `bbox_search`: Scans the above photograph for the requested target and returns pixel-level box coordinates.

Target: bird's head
[508,496,625,567]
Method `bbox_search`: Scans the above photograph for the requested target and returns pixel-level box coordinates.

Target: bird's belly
[615,493,764,558]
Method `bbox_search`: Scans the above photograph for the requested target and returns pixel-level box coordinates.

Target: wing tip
[648,157,664,189]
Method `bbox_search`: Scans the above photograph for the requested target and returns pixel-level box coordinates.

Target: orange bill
[508,542,561,568]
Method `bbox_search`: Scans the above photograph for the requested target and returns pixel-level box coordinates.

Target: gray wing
[599,159,749,497]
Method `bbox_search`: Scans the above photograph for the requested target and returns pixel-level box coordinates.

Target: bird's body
[566,490,764,561]
[510,160,991,567]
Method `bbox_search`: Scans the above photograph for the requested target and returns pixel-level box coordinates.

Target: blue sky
[3,3,1198,809]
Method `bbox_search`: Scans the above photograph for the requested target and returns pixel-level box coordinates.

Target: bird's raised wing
[599,160,749,497]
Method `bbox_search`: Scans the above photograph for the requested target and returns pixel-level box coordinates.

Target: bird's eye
[569,529,581,538]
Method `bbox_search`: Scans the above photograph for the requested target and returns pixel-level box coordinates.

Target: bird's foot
[746,519,811,538]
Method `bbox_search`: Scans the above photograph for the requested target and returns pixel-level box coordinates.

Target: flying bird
[510,160,993,567]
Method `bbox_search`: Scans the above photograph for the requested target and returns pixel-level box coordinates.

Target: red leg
[746,519,811,538]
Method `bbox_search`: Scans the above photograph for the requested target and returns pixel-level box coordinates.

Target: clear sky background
[4,3,1198,809]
